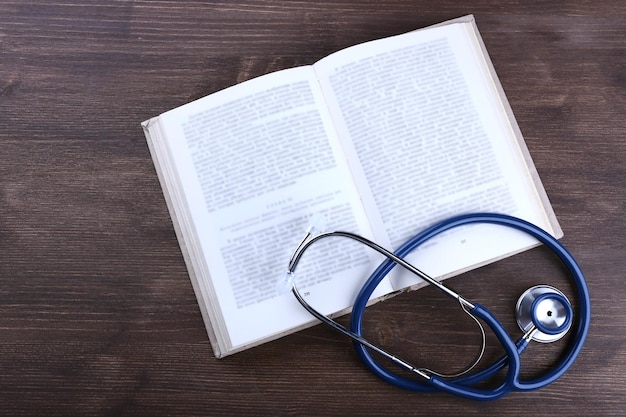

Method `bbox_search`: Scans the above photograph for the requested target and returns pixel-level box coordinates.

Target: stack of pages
[142,15,561,357]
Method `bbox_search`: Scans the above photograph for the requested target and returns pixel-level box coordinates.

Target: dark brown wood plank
[1,1,625,415]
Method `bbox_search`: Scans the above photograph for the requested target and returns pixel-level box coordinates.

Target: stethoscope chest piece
[515,285,573,343]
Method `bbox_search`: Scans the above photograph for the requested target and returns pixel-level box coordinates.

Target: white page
[314,22,556,289]
[158,67,394,349]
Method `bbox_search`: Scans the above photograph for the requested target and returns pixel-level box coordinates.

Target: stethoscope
[281,213,590,401]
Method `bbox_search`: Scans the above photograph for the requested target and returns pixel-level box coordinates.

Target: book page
[314,21,558,290]
[157,66,393,350]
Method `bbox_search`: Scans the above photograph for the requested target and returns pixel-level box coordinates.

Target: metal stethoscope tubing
[286,213,591,401]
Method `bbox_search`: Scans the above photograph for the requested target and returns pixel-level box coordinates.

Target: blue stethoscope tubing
[349,213,591,401]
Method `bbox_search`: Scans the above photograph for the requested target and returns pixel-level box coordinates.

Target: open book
[142,15,561,358]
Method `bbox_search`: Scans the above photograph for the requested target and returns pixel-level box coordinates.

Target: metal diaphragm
[515,285,573,343]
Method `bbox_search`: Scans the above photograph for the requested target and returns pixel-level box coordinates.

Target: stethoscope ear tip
[515,285,573,343]
[276,272,295,295]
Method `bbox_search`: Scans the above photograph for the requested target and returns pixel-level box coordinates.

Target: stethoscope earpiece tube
[429,303,521,401]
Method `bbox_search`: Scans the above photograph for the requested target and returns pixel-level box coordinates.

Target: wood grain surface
[1,1,625,416]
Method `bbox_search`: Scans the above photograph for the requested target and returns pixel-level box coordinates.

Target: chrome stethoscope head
[515,285,573,343]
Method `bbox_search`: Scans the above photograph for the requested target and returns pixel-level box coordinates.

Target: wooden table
[1,1,624,415]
